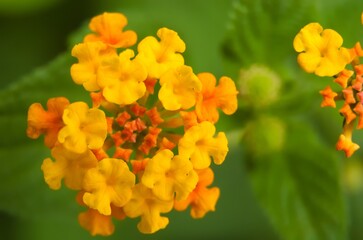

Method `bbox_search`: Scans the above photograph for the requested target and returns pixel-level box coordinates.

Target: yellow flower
[158,65,202,111]
[41,145,98,190]
[174,167,220,218]
[195,72,238,123]
[84,12,137,48]
[141,149,198,201]
[136,27,185,78]
[58,102,107,153]
[83,158,135,215]
[123,183,174,234]
[178,121,228,169]
[71,41,116,91]
[26,97,69,148]
[293,22,351,76]
[26,11,237,236]
[98,49,147,105]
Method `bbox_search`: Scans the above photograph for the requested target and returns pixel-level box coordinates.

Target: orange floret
[84,12,137,48]
[336,122,360,157]
[342,86,356,104]
[195,73,238,123]
[339,103,357,124]
[319,86,338,108]
[174,168,220,218]
[138,127,162,154]
[334,69,354,88]
[146,107,164,126]
[353,102,363,129]
[78,208,115,236]
[27,97,70,148]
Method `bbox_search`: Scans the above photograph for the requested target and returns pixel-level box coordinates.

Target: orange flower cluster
[26,12,238,236]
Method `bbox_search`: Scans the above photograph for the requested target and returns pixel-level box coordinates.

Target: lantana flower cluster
[293,13,363,158]
[26,12,238,236]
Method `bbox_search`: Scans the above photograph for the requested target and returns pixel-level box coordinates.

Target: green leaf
[0,53,87,147]
[222,0,321,77]
[0,52,87,218]
[247,120,347,240]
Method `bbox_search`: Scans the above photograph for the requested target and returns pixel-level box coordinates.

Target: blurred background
[1,0,363,239]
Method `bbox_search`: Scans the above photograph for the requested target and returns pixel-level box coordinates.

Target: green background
[1,0,363,239]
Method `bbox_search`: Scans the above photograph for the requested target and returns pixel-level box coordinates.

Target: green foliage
[247,121,347,240]
[0,53,86,147]
[224,0,355,239]
[222,0,320,77]
[0,0,60,15]
[0,53,87,218]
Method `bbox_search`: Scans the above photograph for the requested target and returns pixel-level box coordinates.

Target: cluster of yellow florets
[26,12,238,235]
[293,13,363,158]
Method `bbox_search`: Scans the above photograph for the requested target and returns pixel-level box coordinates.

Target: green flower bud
[242,115,285,157]
[239,65,281,108]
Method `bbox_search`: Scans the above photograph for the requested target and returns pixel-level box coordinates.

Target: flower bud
[238,65,281,108]
[242,115,285,157]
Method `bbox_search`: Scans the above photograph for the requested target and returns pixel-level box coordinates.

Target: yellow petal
[158,65,202,111]
[123,184,173,234]
[178,121,229,169]
[83,158,135,215]
[58,102,107,153]
[98,49,147,105]
[136,28,185,78]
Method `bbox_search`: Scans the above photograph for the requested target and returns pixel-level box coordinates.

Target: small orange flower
[113,147,133,161]
[349,42,363,62]
[158,137,176,151]
[336,122,360,157]
[180,111,198,130]
[195,73,238,123]
[174,168,220,219]
[355,64,363,76]
[353,103,363,129]
[342,87,356,104]
[27,97,69,148]
[131,158,149,174]
[352,75,363,91]
[84,12,137,48]
[138,127,162,154]
[78,208,115,236]
[319,86,338,108]
[334,69,354,88]
[146,107,164,126]
[339,103,356,124]
[336,134,360,158]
